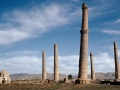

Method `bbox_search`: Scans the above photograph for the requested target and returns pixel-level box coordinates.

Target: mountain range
[10,72,115,80]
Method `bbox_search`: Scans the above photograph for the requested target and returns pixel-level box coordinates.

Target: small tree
[68,74,73,80]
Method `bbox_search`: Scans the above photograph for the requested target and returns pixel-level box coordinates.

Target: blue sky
[0,0,120,76]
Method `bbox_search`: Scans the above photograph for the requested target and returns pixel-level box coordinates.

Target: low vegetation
[0,83,120,90]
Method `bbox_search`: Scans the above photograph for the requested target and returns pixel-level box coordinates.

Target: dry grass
[0,83,120,90]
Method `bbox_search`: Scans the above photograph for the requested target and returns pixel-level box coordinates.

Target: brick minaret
[54,44,59,81]
[114,42,120,80]
[90,52,95,80]
[42,51,46,79]
[78,3,90,84]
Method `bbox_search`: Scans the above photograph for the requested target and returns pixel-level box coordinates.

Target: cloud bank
[0,50,119,75]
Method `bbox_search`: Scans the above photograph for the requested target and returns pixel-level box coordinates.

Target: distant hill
[89,72,115,79]
[10,73,67,80]
[10,72,115,80]
[73,72,115,80]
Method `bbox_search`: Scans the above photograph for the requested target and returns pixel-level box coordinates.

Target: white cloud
[0,54,79,75]
[89,7,102,18]
[0,56,42,74]
[118,51,120,57]
[0,29,30,44]
[102,30,120,35]
[101,18,120,27]
[88,0,116,20]
[0,4,81,45]
[0,50,39,56]
[46,55,79,75]
[0,1,117,45]
[92,53,114,73]
[115,19,120,23]
[59,55,79,75]
[0,5,68,44]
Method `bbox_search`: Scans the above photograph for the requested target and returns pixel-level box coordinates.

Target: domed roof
[1,70,9,74]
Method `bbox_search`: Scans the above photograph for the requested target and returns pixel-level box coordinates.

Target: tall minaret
[78,3,90,84]
[42,51,46,79]
[114,42,120,80]
[90,52,95,80]
[54,44,59,81]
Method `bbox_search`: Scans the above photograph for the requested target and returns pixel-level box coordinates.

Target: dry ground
[0,83,120,90]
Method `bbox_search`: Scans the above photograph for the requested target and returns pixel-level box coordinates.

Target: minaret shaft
[114,42,120,79]
[54,44,59,81]
[42,51,46,79]
[90,52,95,80]
[79,33,88,78]
[78,3,90,84]
[82,8,88,30]
[78,3,89,78]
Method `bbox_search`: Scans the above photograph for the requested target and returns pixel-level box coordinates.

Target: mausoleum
[0,70,11,84]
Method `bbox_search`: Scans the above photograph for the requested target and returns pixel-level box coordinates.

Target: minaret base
[115,79,120,82]
[76,78,90,84]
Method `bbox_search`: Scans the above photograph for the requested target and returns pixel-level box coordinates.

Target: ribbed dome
[1,70,9,74]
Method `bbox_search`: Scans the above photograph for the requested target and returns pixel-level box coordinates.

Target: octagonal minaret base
[77,78,90,84]
[78,3,90,84]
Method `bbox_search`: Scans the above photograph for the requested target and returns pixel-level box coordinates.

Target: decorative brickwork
[78,3,90,84]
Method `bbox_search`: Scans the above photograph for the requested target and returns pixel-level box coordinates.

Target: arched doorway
[2,78,5,84]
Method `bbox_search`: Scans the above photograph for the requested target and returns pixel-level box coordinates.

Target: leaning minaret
[90,52,95,80]
[54,44,59,81]
[114,42,120,80]
[78,3,90,84]
[42,51,46,79]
